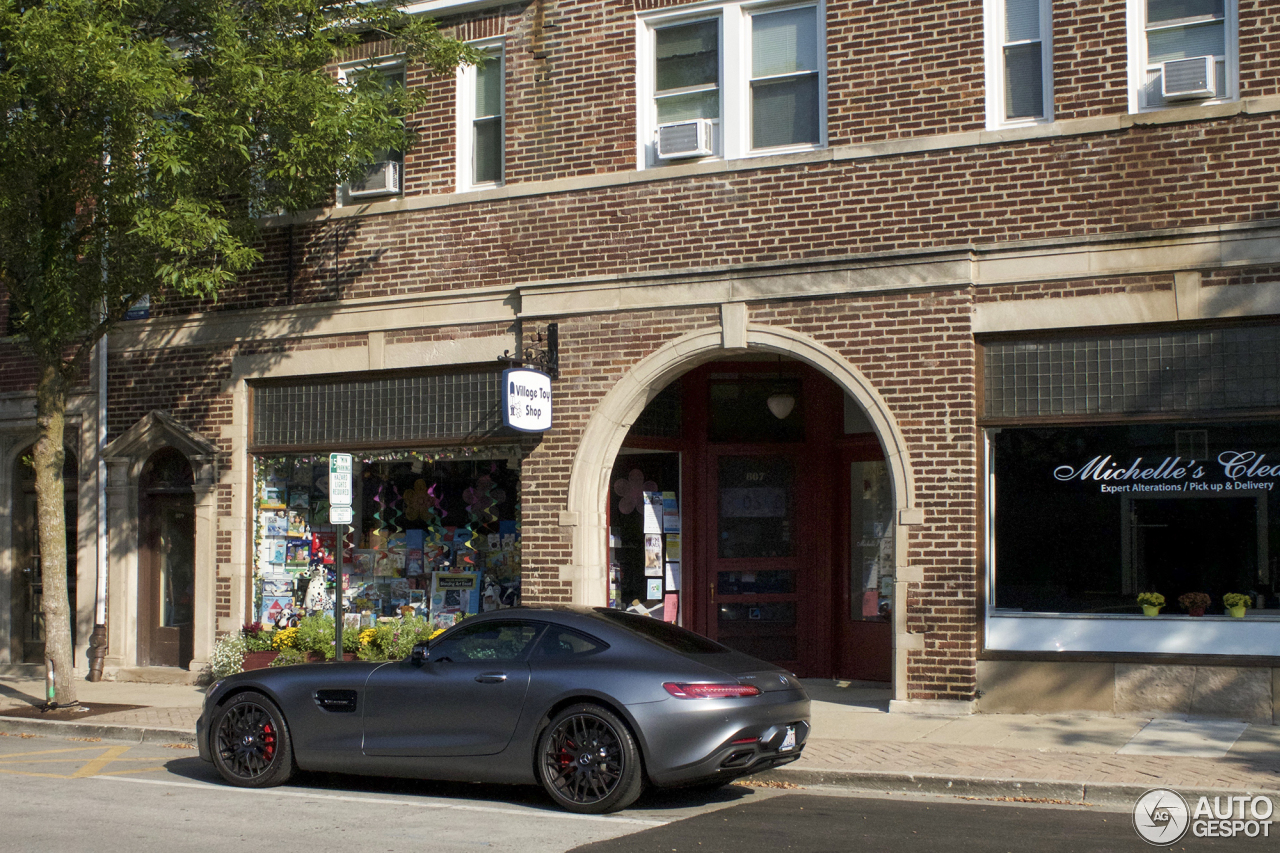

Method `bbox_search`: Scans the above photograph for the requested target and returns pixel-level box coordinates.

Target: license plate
[780,725,796,751]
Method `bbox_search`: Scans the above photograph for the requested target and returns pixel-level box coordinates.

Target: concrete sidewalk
[3,674,1280,808]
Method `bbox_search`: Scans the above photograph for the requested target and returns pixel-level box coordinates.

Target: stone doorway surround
[563,304,926,702]
[103,412,218,674]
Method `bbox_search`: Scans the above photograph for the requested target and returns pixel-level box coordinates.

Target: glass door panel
[711,453,803,667]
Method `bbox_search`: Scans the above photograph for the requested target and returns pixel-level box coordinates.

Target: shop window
[253,453,522,631]
[990,422,1276,616]
[607,452,681,620]
[849,460,894,622]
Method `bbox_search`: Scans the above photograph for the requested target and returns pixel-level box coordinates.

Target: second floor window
[1129,0,1236,111]
[640,2,825,169]
[985,0,1052,127]
[457,46,504,190]
[340,63,406,202]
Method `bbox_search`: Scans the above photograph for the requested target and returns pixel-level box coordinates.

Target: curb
[0,716,195,745]
[756,766,1280,810]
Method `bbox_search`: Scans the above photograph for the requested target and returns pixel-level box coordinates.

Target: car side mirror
[410,642,430,666]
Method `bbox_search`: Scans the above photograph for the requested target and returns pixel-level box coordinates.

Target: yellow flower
[429,627,447,640]
[358,628,376,645]
[272,627,299,650]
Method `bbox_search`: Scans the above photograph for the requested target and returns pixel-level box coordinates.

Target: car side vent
[314,689,358,713]
[656,119,713,160]
[1161,56,1216,100]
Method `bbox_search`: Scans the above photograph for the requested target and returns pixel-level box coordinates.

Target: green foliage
[0,0,478,701]
[357,615,437,662]
[268,648,310,667]
[295,614,337,658]
[0,0,480,372]
[1223,593,1252,609]
[1136,592,1165,607]
[241,622,274,651]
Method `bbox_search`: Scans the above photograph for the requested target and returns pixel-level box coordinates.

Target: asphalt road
[0,732,773,853]
[568,792,1262,853]
[0,733,1265,852]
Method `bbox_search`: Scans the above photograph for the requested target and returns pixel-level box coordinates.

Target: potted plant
[1137,592,1165,616]
[1179,591,1212,617]
[1223,593,1251,618]
[241,622,278,670]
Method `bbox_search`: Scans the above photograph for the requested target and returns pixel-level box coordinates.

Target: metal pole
[333,531,343,662]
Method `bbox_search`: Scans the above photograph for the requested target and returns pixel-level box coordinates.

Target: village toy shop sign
[502,368,552,433]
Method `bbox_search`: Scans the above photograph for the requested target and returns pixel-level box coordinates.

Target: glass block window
[252,370,511,449]
[983,325,1280,419]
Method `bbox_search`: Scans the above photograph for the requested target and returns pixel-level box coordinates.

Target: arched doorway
[9,446,77,664]
[137,448,195,668]
[607,357,894,680]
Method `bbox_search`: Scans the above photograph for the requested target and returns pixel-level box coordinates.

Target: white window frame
[455,40,505,192]
[635,0,827,170]
[983,0,1054,129]
[336,58,408,205]
[1126,0,1238,113]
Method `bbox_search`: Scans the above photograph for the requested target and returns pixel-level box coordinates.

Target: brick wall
[205,117,1280,310]
[754,290,979,700]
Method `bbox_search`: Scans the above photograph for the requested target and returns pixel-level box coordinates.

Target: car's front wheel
[536,703,643,814]
[210,691,295,788]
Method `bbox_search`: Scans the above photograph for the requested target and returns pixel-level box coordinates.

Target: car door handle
[475,672,507,683]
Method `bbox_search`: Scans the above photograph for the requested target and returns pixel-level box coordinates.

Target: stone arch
[564,318,918,696]
[103,411,218,674]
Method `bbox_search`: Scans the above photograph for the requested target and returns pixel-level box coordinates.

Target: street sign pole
[329,454,353,662]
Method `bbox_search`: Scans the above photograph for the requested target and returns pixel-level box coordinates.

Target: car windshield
[593,609,728,654]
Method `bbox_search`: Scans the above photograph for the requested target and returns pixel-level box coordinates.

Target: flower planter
[1142,605,1162,616]
[1228,605,1247,618]
[242,650,279,670]
[1189,607,1206,617]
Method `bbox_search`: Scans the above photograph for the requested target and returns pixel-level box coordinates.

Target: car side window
[430,621,542,662]
[531,627,607,660]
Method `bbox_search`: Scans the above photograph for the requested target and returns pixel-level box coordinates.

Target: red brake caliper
[262,722,276,760]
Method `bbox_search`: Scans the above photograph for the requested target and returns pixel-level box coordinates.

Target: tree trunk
[34,363,76,705]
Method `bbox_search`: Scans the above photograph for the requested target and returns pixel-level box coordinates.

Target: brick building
[2,0,1279,719]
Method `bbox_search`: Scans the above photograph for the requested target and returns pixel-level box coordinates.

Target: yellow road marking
[0,767,69,779]
[0,746,110,760]
[71,745,133,778]
[95,766,167,776]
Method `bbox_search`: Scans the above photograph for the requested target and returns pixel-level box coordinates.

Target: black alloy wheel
[537,703,643,814]
[211,691,295,788]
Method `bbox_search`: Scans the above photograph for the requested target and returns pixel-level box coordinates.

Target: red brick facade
[1,0,1276,704]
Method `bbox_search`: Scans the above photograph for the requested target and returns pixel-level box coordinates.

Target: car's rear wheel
[211,691,295,788]
[536,703,643,814]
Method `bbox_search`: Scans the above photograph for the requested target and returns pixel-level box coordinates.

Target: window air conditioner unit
[349,159,401,197]
[1161,56,1216,101]
[656,119,713,159]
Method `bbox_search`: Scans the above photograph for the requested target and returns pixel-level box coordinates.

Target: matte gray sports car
[198,606,810,813]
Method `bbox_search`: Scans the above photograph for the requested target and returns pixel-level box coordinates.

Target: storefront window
[607,452,681,620]
[991,422,1277,616]
[253,451,521,631]
[850,460,894,621]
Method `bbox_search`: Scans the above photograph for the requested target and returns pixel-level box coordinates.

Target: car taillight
[663,682,762,699]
